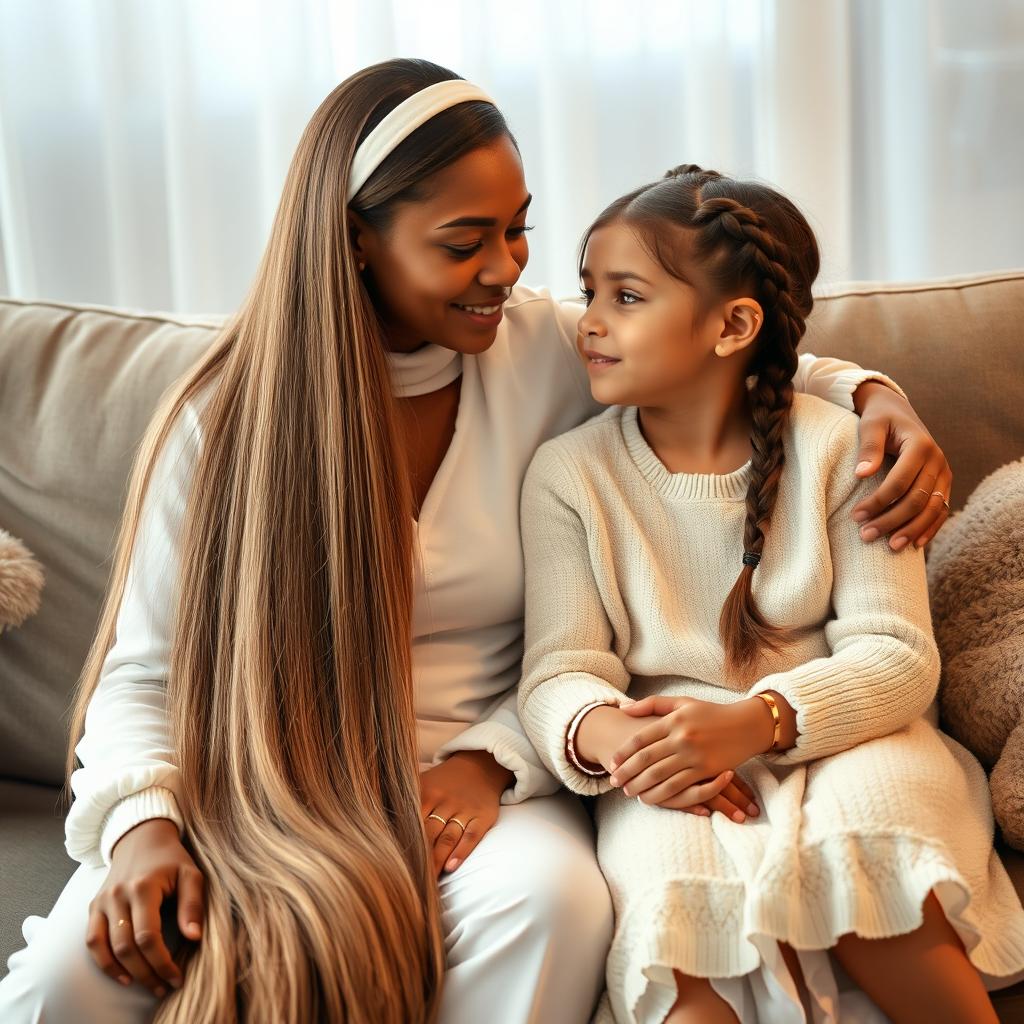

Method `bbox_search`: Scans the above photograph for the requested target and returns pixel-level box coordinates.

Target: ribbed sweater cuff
[520,674,627,796]
[749,643,925,764]
[99,786,184,867]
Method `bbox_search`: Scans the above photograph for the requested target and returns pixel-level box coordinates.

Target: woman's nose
[478,242,522,288]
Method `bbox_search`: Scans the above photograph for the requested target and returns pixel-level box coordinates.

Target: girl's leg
[663,971,739,1024]
[832,890,998,1024]
[436,791,613,1024]
[0,862,165,1024]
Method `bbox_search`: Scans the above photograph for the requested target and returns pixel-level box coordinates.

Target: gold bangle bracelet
[755,692,782,752]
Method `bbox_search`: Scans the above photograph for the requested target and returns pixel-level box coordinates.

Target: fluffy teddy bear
[926,457,1024,850]
[0,527,44,633]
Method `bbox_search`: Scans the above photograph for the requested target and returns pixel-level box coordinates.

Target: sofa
[1,271,1023,1020]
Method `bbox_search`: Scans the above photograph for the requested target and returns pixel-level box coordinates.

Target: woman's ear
[348,210,372,272]
[714,298,764,358]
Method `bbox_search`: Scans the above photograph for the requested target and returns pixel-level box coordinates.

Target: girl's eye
[618,291,640,305]
[579,287,594,306]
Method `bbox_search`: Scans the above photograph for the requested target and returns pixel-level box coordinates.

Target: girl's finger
[661,770,734,811]
[636,768,710,806]
[85,906,132,987]
[850,438,929,522]
[107,902,166,997]
[856,456,946,544]
[720,780,759,817]
[704,792,752,823]
[443,814,490,873]
[610,737,678,789]
[609,720,671,771]
[621,751,688,799]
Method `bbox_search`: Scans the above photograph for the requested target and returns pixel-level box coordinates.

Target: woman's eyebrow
[435,194,532,230]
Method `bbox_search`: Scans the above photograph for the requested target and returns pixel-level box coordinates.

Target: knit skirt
[593,717,1024,1024]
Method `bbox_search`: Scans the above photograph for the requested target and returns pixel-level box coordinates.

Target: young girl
[517,166,1024,1024]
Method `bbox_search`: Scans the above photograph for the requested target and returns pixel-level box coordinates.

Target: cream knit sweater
[517,393,1024,1024]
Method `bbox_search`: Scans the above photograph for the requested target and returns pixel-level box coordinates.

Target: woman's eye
[507,224,534,239]
[443,244,483,260]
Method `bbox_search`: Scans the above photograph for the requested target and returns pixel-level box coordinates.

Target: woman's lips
[451,300,505,327]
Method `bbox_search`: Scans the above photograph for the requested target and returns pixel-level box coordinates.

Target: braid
[695,195,808,678]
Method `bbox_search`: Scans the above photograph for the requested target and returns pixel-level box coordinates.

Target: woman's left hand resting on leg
[851,380,953,550]
[419,750,514,877]
[607,694,798,817]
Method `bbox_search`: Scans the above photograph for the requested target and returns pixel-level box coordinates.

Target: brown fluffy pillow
[0,528,44,632]
[927,457,1024,850]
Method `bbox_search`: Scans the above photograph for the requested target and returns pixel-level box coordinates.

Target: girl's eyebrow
[581,268,653,286]
[436,194,532,230]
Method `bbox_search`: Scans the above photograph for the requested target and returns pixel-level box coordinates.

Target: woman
[0,59,952,1023]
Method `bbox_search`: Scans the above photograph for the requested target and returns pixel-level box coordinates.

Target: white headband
[347,79,497,202]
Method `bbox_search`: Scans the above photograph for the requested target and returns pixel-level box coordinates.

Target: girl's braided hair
[579,164,820,678]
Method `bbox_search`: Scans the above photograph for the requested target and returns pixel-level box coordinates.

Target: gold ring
[913,487,930,498]
[116,918,128,927]
[932,491,950,512]
[449,817,467,832]
[426,813,448,827]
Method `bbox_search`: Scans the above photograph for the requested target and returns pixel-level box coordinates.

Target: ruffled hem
[608,831,1024,1024]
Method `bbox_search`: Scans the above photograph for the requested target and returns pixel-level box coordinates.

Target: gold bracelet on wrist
[754,691,782,752]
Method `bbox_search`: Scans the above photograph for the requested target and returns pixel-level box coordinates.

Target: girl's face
[577,220,758,408]
[352,135,532,355]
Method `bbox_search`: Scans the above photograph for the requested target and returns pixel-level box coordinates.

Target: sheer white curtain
[0,0,1021,314]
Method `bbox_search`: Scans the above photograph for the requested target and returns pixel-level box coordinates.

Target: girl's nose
[578,307,605,338]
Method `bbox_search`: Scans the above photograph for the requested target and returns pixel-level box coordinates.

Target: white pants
[0,792,612,1024]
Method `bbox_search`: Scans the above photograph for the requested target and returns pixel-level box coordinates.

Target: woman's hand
[850,380,953,550]
[87,817,204,999]
[419,750,513,877]
[609,697,773,814]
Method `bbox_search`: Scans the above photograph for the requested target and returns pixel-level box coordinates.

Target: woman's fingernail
[856,461,873,475]
[915,536,927,548]
[732,810,746,822]
[622,787,631,797]
[890,536,908,551]
[609,775,619,787]
[118,975,132,986]
[747,803,759,815]
[446,858,460,872]
[187,922,201,939]
[852,510,869,523]
[860,526,879,542]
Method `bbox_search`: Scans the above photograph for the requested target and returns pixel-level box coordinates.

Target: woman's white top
[64,285,902,868]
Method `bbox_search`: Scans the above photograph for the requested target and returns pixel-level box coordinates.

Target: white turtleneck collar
[387,342,463,398]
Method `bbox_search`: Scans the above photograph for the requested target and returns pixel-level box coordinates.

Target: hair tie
[742,551,762,568]
[348,79,497,202]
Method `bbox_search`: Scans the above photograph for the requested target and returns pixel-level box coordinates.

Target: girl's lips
[586,357,620,373]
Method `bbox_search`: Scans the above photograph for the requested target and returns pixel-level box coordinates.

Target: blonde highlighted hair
[64,58,515,1022]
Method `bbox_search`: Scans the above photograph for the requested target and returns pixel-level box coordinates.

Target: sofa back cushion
[0,299,220,784]
[1,269,1022,786]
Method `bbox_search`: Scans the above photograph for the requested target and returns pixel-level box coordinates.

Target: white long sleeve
[64,397,205,868]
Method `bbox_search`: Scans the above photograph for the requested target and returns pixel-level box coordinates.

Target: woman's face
[353,135,532,354]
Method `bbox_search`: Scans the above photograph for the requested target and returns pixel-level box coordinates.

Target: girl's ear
[714,298,763,358]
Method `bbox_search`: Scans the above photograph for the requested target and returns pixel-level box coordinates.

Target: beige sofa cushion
[1,270,1022,787]
[0,299,221,785]
[805,270,1024,510]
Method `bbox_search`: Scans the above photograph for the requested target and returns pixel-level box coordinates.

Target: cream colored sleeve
[749,416,940,764]
[517,442,631,796]
[794,351,908,412]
